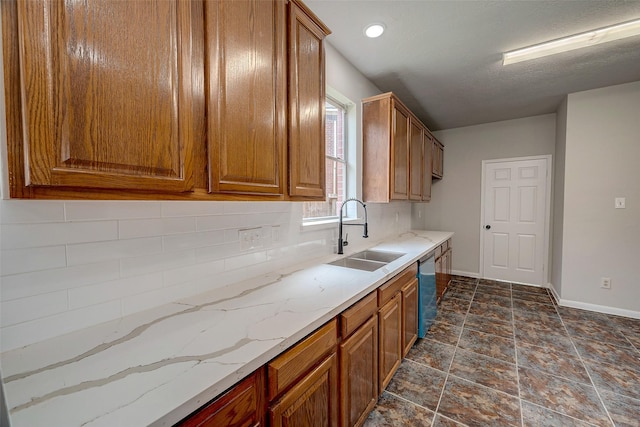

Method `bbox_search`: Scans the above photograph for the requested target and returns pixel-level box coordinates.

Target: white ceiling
[306,0,640,130]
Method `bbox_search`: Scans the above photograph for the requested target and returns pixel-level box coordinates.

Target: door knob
[485,225,491,230]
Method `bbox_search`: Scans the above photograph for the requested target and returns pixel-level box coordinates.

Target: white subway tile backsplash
[66,237,162,266]
[68,273,164,309]
[0,198,413,351]
[1,221,118,249]
[0,200,65,223]
[1,291,68,326]
[162,230,225,252]
[65,201,162,221]
[0,261,120,301]
[161,201,224,217]
[118,217,196,239]
[1,246,67,276]
[119,249,196,278]
[0,300,122,351]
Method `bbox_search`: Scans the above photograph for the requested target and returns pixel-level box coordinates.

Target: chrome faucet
[338,198,368,254]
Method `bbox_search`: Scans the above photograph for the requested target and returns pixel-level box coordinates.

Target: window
[303,97,348,221]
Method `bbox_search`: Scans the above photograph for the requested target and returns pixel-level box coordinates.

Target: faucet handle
[344,233,348,247]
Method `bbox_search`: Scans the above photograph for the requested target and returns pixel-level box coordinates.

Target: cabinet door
[390,102,409,200]
[432,140,444,179]
[288,0,331,199]
[269,352,338,427]
[178,369,265,427]
[409,119,423,201]
[339,315,378,427]
[206,0,286,195]
[435,255,445,301]
[422,131,433,202]
[16,0,195,192]
[378,293,402,394]
[401,278,419,356]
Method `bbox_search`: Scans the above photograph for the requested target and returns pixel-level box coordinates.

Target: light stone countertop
[0,229,453,427]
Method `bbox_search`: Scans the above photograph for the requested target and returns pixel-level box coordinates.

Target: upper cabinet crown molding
[2,0,330,201]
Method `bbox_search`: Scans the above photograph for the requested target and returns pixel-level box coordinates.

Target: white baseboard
[547,283,640,319]
[451,269,479,278]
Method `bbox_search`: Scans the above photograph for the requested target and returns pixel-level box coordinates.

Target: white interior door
[482,157,549,285]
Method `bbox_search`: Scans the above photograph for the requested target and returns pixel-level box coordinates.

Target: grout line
[509,282,526,427]
[552,302,617,426]
[431,278,478,423]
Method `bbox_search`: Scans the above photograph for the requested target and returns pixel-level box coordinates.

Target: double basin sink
[327,249,405,272]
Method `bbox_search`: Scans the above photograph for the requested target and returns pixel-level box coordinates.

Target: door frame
[479,155,552,286]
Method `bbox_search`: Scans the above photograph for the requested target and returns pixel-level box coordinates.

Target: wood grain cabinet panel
[422,131,433,202]
[378,293,402,394]
[409,119,423,201]
[269,352,339,427]
[14,0,196,192]
[339,315,378,427]
[177,368,266,427]
[401,278,419,357]
[287,0,331,199]
[206,0,287,196]
[432,138,444,179]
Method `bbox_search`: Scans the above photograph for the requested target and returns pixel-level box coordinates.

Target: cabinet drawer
[267,319,337,400]
[178,368,265,427]
[377,263,418,306]
[340,292,377,338]
[435,245,442,258]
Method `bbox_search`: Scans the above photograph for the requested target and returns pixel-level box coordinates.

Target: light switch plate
[615,197,626,209]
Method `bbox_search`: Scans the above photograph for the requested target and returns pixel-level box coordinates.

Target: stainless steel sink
[327,249,405,271]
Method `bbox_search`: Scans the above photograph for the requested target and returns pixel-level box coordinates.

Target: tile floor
[364,276,640,427]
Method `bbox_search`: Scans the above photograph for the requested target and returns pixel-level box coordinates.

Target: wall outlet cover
[615,197,626,209]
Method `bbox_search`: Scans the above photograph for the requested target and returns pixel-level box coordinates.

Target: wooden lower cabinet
[269,353,339,427]
[435,240,453,302]
[401,278,419,357]
[378,293,403,394]
[177,368,266,427]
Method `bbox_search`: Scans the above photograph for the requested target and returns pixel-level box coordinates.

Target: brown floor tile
[521,400,599,427]
[406,338,456,372]
[458,328,515,363]
[477,278,510,288]
[515,326,576,355]
[439,297,471,314]
[572,337,640,370]
[432,415,469,426]
[585,360,640,400]
[425,321,462,346]
[386,359,447,411]
[450,275,478,284]
[475,285,511,298]
[435,308,467,327]
[468,300,513,323]
[448,281,476,292]
[599,389,640,427]
[511,283,549,295]
[438,376,521,427]
[364,391,433,427]
[563,319,633,348]
[446,287,475,301]
[518,367,611,426]
[556,306,612,325]
[471,292,512,308]
[512,289,554,305]
[516,341,590,384]
[512,308,562,327]
[512,298,558,314]
[449,348,518,396]
[464,313,513,339]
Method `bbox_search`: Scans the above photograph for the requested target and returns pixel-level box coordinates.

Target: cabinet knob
[485,225,491,230]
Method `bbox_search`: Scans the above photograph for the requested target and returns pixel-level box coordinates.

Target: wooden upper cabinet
[422,131,433,202]
[14,0,195,192]
[432,137,444,179]
[363,92,433,203]
[287,0,331,199]
[206,0,287,196]
[409,118,423,201]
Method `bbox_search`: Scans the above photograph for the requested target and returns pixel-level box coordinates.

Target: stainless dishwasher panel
[418,252,436,338]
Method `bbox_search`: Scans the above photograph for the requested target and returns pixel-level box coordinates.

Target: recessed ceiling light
[503,18,640,65]
[364,23,385,38]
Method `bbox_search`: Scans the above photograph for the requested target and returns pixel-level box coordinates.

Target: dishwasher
[417,252,437,338]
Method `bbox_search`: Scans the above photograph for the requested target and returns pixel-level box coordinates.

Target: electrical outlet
[601,277,611,289]
[239,227,262,251]
[615,197,626,209]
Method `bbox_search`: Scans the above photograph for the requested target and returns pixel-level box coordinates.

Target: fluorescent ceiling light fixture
[503,18,640,65]
[364,23,385,38]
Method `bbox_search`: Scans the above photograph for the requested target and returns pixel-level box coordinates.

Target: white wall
[0,41,413,352]
[413,114,556,276]
[551,97,567,296]
[558,81,640,315]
